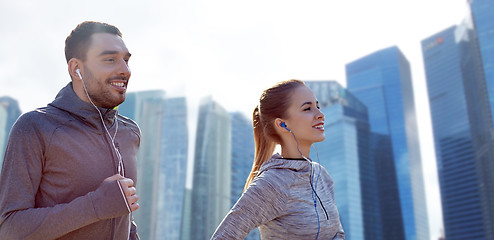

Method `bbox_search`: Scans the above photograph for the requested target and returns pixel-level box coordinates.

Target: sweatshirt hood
[258,153,312,175]
[48,82,118,131]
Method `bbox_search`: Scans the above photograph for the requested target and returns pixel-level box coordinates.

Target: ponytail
[244,106,275,192]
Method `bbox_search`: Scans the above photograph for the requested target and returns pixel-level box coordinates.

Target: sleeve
[210,173,287,240]
[0,114,130,240]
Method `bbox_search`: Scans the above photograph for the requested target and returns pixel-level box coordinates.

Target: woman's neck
[281,144,310,159]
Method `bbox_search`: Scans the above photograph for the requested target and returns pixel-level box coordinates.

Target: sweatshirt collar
[49,82,117,131]
[258,153,312,175]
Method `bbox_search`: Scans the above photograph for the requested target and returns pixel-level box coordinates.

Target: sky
[0,0,469,239]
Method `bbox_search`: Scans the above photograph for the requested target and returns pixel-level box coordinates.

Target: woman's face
[283,85,325,146]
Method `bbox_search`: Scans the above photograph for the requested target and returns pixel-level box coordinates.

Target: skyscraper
[346,46,429,240]
[190,97,232,240]
[0,106,6,159]
[422,20,494,239]
[467,0,494,237]
[469,0,494,127]
[180,188,193,240]
[229,112,260,240]
[0,96,22,171]
[155,97,188,239]
[230,112,253,204]
[120,90,163,240]
[119,91,189,240]
[306,81,383,240]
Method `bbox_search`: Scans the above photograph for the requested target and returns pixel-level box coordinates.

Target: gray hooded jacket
[0,83,141,239]
[212,153,345,239]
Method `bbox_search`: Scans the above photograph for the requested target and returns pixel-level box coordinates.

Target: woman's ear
[275,118,290,133]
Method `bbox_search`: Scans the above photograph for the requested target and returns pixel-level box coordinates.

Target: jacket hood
[258,153,312,175]
[48,82,118,131]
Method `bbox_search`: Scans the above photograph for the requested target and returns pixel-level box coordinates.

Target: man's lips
[110,81,127,89]
[109,76,128,90]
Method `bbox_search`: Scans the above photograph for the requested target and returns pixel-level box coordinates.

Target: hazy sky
[0,0,469,239]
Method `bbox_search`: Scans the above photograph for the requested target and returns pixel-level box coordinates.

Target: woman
[211,79,344,239]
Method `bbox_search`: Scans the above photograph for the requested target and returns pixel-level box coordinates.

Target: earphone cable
[80,79,124,176]
[80,76,132,233]
[312,144,328,220]
[289,130,321,239]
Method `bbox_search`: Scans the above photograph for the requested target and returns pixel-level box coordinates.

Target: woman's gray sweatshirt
[211,154,345,239]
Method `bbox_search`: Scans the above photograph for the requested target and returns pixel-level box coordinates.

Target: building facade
[306,81,383,240]
[422,20,494,239]
[0,106,6,160]
[467,0,494,237]
[155,97,189,239]
[469,0,494,127]
[346,47,429,240]
[229,112,260,239]
[119,91,189,240]
[0,96,22,171]
[190,97,232,240]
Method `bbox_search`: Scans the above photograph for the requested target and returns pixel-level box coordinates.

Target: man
[0,21,141,239]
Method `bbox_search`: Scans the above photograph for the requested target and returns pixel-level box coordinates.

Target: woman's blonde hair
[244,79,306,191]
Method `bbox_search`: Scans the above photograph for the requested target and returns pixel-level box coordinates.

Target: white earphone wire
[78,70,124,176]
[78,70,132,234]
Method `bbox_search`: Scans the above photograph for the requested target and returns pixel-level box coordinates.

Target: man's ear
[68,58,82,80]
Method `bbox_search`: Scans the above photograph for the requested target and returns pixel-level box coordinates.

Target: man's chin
[112,93,126,107]
[98,98,125,109]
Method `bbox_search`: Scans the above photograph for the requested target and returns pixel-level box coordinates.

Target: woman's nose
[316,108,324,120]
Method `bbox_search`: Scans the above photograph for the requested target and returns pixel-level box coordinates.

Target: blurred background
[1,0,492,239]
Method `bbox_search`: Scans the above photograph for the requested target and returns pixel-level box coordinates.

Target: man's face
[81,33,131,109]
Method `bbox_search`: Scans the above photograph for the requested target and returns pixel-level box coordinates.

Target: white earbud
[76,68,82,79]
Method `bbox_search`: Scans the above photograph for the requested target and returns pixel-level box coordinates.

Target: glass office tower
[422,21,494,239]
[155,97,189,239]
[119,91,189,240]
[229,112,260,240]
[346,47,429,240]
[179,188,193,240]
[467,1,494,237]
[0,106,6,160]
[190,97,232,240]
[230,112,253,204]
[0,96,21,171]
[306,81,383,240]
[469,0,494,127]
[119,90,164,240]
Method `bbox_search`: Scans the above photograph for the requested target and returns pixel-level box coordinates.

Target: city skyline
[346,46,429,240]
[118,91,190,239]
[0,97,22,172]
[307,81,378,239]
[421,0,494,237]
[0,1,472,239]
[421,24,485,240]
[189,97,232,239]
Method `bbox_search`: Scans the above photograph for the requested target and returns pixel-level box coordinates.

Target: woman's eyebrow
[300,101,314,107]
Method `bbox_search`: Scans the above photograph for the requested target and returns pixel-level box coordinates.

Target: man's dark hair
[65,21,122,63]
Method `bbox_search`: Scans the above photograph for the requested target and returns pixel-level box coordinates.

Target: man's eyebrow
[98,50,132,57]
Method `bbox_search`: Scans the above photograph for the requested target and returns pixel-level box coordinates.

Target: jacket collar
[258,153,312,175]
[49,82,117,131]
